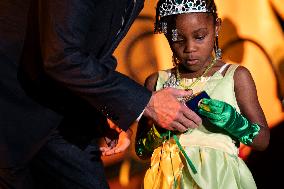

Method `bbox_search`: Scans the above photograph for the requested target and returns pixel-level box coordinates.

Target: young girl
[135,0,270,188]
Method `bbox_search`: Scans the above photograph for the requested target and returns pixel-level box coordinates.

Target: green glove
[198,98,260,145]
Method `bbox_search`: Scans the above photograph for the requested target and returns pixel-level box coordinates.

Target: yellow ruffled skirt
[143,130,257,189]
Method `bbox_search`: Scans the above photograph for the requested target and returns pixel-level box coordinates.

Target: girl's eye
[195,36,205,40]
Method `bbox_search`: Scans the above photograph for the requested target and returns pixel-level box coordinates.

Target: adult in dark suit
[0,1,63,188]
[0,0,202,188]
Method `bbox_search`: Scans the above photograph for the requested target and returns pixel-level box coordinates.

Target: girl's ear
[215,18,222,36]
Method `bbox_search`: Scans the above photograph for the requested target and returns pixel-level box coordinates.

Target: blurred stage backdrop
[104,0,284,188]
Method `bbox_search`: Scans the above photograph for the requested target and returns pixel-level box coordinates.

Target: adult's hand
[100,129,132,156]
[143,88,202,132]
[100,119,132,156]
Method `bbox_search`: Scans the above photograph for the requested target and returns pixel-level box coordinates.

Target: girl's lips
[186,59,199,65]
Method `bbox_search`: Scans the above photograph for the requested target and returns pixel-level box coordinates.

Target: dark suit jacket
[0,0,62,168]
[19,0,151,128]
[13,0,150,166]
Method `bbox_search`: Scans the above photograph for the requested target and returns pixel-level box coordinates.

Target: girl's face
[169,13,220,73]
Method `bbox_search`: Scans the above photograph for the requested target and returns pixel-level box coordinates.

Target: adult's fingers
[177,115,200,130]
[163,115,200,132]
[181,105,202,127]
[100,146,111,152]
[170,121,189,132]
[102,145,125,156]
[102,148,120,156]
[167,88,193,99]
[144,88,198,131]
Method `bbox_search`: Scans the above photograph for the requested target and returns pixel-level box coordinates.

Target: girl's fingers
[198,109,220,120]
[199,103,222,114]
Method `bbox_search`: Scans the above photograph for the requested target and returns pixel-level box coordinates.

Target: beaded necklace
[172,58,216,102]
[163,58,217,91]
[176,58,217,90]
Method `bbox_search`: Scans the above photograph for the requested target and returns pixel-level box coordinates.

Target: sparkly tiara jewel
[159,0,214,18]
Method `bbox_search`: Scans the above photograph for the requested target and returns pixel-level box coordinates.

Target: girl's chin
[179,63,200,73]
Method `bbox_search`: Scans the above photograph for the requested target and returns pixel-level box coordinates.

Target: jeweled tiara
[159,0,215,18]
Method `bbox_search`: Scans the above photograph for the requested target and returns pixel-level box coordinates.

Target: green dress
[143,64,257,189]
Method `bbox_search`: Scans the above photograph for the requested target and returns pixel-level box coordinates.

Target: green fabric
[182,146,257,189]
[198,98,260,144]
[173,135,197,174]
[136,124,168,160]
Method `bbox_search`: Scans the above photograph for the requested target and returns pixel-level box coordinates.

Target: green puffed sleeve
[135,117,167,160]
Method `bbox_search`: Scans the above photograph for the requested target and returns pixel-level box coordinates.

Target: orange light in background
[119,158,131,186]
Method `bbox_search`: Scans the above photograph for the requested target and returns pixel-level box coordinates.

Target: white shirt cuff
[136,109,145,122]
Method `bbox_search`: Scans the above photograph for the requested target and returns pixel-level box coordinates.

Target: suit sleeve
[38,0,151,130]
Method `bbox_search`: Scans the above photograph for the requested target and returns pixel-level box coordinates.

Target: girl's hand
[198,98,260,145]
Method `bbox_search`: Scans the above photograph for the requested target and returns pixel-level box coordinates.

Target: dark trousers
[0,131,109,189]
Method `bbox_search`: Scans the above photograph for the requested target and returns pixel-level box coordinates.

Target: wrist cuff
[239,123,260,145]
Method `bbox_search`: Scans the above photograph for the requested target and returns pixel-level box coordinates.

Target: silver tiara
[159,0,213,18]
